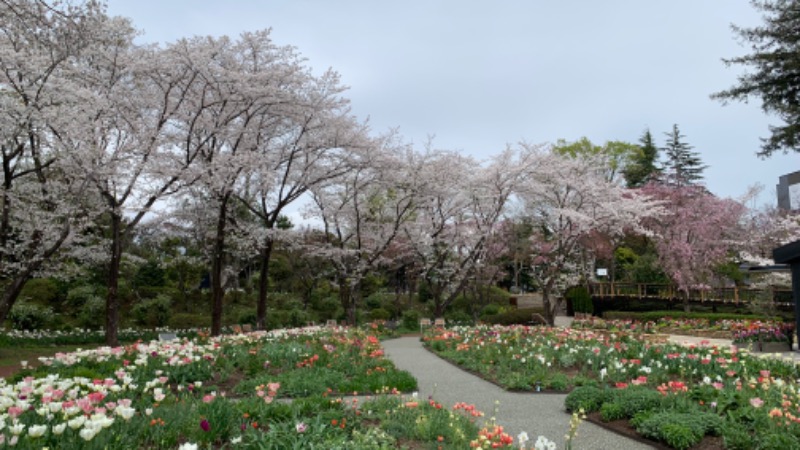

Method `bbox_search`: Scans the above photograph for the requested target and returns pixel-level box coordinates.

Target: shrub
[721,422,754,450]
[270,292,303,309]
[546,373,569,391]
[603,310,772,323]
[67,285,104,309]
[614,386,665,417]
[565,386,609,413]
[19,278,60,306]
[312,296,340,320]
[266,310,290,329]
[479,303,501,319]
[136,285,170,300]
[483,307,546,325]
[401,309,421,331]
[566,285,593,314]
[634,411,720,450]
[660,423,701,450]
[8,302,53,330]
[365,291,394,310]
[600,402,626,421]
[169,313,211,329]
[131,294,172,327]
[756,432,800,450]
[77,295,106,329]
[498,372,530,390]
[368,308,391,321]
[223,288,250,305]
[485,286,511,304]
[237,309,257,325]
[287,308,313,327]
[444,310,473,326]
[572,375,598,388]
[133,259,166,289]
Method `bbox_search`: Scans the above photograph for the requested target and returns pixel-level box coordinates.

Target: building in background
[777,170,800,211]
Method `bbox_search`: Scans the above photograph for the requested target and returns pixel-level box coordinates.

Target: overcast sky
[106,1,798,207]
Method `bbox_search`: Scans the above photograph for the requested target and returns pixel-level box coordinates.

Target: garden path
[381,336,655,450]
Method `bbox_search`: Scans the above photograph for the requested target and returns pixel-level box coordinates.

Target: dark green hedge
[483,307,546,325]
[602,310,781,323]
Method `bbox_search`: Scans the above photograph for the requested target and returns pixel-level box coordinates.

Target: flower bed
[732,321,794,347]
[0,328,194,347]
[1,326,511,449]
[424,325,800,448]
[572,316,793,341]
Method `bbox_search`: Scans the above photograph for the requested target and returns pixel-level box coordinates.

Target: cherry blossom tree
[60,26,274,343]
[642,183,747,311]
[157,30,367,335]
[163,31,322,336]
[0,0,126,326]
[306,136,420,325]
[461,219,512,318]
[402,146,536,318]
[726,186,797,287]
[234,67,368,330]
[516,145,663,325]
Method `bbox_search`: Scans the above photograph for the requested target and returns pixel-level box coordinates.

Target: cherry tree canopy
[643,183,746,306]
[307,135,420,324]
[400,146,538,317]
[0,0,132,326]
[516,145,663,324]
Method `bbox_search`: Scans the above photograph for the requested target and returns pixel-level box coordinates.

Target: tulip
[28,424,47,438]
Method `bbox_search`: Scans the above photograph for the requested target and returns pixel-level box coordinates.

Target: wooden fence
[587,283,794,307]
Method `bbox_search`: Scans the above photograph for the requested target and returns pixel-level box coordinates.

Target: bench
[434,318,446,328]
[419,318,431,332]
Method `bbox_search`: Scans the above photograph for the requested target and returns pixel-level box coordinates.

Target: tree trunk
[0,219,71,328]
[105,212,122,346]
[346,306,355,325]
[0,267,37,326]
[256,239,274,330]
[433,289,445,318]
[338,276,353,325]
[210,196,230,336]
[541,281,557,326]
[610,245,617,283]
[682,291,691,313]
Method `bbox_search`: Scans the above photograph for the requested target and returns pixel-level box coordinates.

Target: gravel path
[382,337,655,450]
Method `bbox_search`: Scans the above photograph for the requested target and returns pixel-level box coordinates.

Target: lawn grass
[0,343,102,376]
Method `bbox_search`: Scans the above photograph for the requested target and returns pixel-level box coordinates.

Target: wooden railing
[588,282,794,307]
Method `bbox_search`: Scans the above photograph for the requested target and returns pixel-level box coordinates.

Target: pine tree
[660,124,707,187]
[712,0,800,157]
[623,128,661,187]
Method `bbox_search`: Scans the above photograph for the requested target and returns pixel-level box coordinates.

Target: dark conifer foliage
[712,0,800,157]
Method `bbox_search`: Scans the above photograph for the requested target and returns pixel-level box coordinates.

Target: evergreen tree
[712,0,800,157]
[623,128,661,188]
[660,124,707,187]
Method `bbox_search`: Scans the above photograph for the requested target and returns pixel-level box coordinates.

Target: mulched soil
[0,365,16,379]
